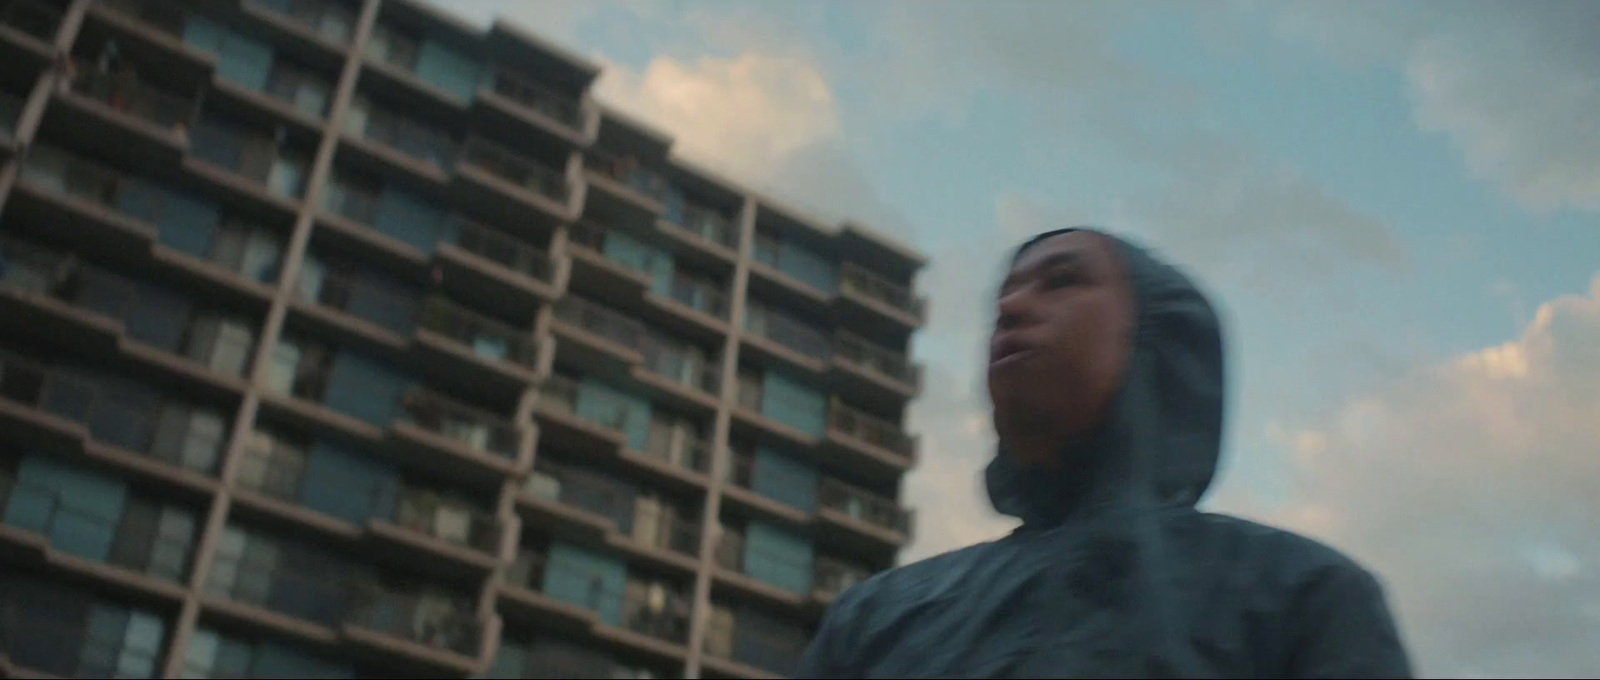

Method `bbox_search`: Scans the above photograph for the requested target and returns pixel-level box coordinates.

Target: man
[796,229,1412,678]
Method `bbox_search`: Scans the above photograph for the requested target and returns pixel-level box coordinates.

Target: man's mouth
[990,337,1037,368]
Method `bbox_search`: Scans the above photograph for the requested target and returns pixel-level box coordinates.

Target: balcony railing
[567,220,668,276]
[840,262,923,318]
[813,555,871,600]
[209,551,481,656]
[459,138,566,201]
[0,353,227,474]
[511,551,691,645]
[664,273,730,320]
[306,267,420,335]
[346,589,481,657]
[828,401,914,459]
[0,0,63,41]
[190,120,309,197]
[68,61,195,132]
[417,296,537,369]
[834,331,917,386]
[353,105,456,172]
[0,470,195,581]
[629,507,701,557]
[392,487,500,554]
[745,304,833,362]
[99,0,188,37]
[0,600,163,678]
[449,219,554,284]
[584,151,669,203]
[638,335,718,396]
[819,478,909,534]
[664,202,738,249]
[486,68,581,128]
[525,459,634,523]
[249,0,355,44]
[21,146,158,216]
[641,423,712,475]
[0,242,243,358]
[553,296,646,353]
[235,438,501,552]
[398,387,519,460]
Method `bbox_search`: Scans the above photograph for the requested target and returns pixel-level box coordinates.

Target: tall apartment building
[0,0,927,677]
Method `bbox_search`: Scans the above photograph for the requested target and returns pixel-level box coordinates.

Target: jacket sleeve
[1285,562,1414,679]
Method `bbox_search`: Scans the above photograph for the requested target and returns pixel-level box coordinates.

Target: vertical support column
[684,196,757,678]
[157,0,384,675]
[0,0,91,210]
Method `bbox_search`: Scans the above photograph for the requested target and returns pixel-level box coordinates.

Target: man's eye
[1045,271,1082,288]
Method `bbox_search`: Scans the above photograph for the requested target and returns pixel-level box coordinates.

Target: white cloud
[1227,274,1600,677]
[1264,1,1600,215]
[594,53,839,181]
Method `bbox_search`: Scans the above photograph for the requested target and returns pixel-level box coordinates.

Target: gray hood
[985,228,1226,528]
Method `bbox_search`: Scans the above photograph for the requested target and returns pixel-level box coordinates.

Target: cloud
[1230,274,1600,678]
[1265,1,1600,215]
[594,53,840,180]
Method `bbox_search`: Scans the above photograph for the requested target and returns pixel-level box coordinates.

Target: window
[366,26,420,70]
[238,429,308,499]
[210,220,283,283]
[183,316,257,377]
[149,405,227,474]
[265,62,331,118]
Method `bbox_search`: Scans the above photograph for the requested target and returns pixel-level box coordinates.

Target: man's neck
[1001,431,1066,469]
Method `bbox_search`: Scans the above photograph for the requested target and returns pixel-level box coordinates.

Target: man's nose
[996,289,1039,330]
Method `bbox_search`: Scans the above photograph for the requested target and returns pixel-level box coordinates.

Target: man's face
[987,231,1135,458]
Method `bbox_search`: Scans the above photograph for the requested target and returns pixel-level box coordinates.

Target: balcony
[391,387,521,483]
[812,555,871,602]
[454,137,570,221]
[635,335,719,413]
[346,101,457,179]
[659,201,739,260]
[436,219,557,317]
[60,59,195,161]
[711,528,808,607]
[414,296,538,384]
[1,242,261,381]
[189,119,310,204]
[702,608,808,678]
[506,550,692,652]
[826,400,915,480]
[205,552,485,674]
[566,220,658,295]
[743,304,832,371]
[659,272,731,326]
[551,295,646,369]
[644,416,713,469]
[584,151,669,216]
[0,0,62,46]
[818,478,910,551]
[0,353,228,478]
[719,451,821,525]
[301,266,420,337]
[0,469,196,588]
[838,261,925,329]
[248,0,356,46]
[0,595,166,679]
[91,0,215,80]
[533,375,630,455]
[831,331,920,407]
[483,67,583,132]
[14,147,182,255]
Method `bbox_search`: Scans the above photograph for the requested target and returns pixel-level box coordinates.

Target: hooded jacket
[795,231,1412,679]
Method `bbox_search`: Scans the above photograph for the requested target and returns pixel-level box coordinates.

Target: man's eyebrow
[1002,250,1085,289]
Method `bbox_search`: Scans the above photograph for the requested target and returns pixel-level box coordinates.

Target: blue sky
[454,2,1600,675]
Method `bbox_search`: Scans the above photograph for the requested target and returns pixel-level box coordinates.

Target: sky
[447,2,1600,676]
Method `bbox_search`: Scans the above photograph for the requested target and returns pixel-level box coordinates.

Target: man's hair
[1011,227,1100,264]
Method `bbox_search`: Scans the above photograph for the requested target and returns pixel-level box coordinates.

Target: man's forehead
[1011,231,1108,272]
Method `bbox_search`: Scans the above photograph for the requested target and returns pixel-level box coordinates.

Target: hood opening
[985,229,1227,527]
